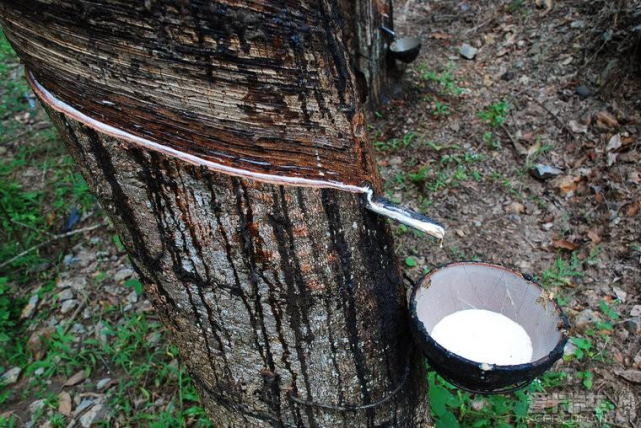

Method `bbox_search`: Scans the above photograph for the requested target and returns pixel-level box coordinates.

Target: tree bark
[339,0,394,109]
[0,0,387,189]
[1,0,429,425]
[42,107,429,426]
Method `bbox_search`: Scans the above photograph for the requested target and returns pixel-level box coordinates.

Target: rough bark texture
[42,106,430,427]
[2,0,430,425]
[339,0,394,109]
[0,0,383,188]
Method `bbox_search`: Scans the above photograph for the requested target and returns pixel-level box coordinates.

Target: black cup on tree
[389,36,422,63]
[381,26,422,64]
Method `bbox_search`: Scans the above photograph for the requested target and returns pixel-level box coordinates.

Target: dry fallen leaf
[58,392,72,416]
[587,230,602,244]
[15,111,30,124]
[431,32,449,40]
[621,136,635,146]
[0,412,15,420]
[606,134,622,151]
[507,202,526,214]
[596,111,618,128]
[552,239,578,251]
[568,120,587,134]
[27,327,54,361]
[63,370,88,387]
[527,139,541,157]
[616,370,641,384]
[496,48,509,57]
[535,0,553,15]
[624,201,640,217]
[594,192,605,203]
[553,175,581,195]
[612,349,624,365]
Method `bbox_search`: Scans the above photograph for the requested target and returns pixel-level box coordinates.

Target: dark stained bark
[41,106,430,426]
[1,0,431,425]
[339,0,394,109]
[0,0,383,189]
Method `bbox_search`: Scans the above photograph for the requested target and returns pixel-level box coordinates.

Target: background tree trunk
[1,0,429,425]
[339,0,394,108]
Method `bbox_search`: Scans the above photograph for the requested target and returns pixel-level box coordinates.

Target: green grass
[432,101,451,118]
[382,137,486,210]
[478,101,510,129]
[427,367,603,427]
[3,310,213,427]
[374,131,417,153]
[483,131,502,151]
[507,0,526,13]
[0,26,102,364]
[540,254,583,288]
[428,370,531,428]
[0,30,32,142]
[418,63,465,96]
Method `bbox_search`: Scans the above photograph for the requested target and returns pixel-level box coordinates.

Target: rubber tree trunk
[338,0,394,108]
[45,109,429,426]
[0,0,428,426]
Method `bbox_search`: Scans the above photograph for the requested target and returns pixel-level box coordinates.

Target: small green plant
[418,195,432,213]
[428,371,530,427]
[0,414,16,428]
[591,299,619,339]
[576,371,593,390]
[452,165,468,183]
[567,337,593,360]
[373,132,416,153]
[599,300,619,322]
[405,257,418,268]
[424,141,460,152]
[431,101,451,117]
[426,172,449,194]
[537,371,568,390]
[48,414,66,428]
[0,277,17,345]
[541,254,583,288]
[28,327,96,378]
[394,171,407,190]
[483,131,501,150]
[418,63,464,96]
[507,0,525,12]
[478,100,510,128]
[407,166,430,184]
[595,399,615,424]
[124,278,144,296]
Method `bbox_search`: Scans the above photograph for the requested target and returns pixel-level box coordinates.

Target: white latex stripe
[28,71,445,240]
[27,71,370,193]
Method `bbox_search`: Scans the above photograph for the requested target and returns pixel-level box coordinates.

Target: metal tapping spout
[365,189,446,242]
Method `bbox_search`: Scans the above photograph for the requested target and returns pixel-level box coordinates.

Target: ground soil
[380,0,640,425]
